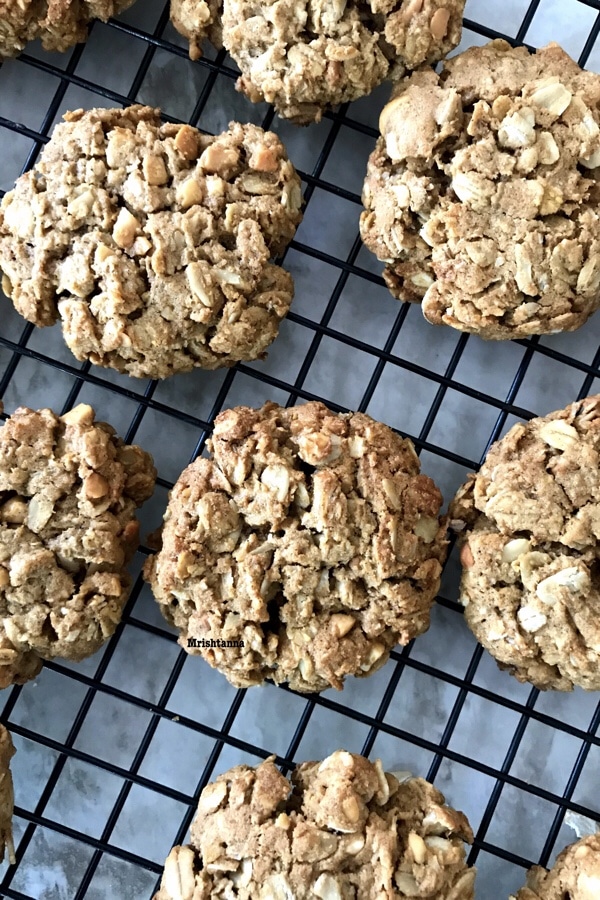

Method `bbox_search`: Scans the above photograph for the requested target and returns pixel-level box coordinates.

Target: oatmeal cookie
[0,106,303,379]
[222,0,465,124]
[511,834,600,899]
[0,725,15,865]
[154,750,475,899]
[450,396,600,691]
[170,0,222,60]
[361,40,600,339]
[144,400,447,692]
[0,0,135,58]
[0,403,156,685]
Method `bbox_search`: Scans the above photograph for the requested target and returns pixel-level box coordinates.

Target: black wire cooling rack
[1,0,600,897]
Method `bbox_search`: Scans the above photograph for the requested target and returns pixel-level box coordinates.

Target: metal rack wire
[1,0,600,896]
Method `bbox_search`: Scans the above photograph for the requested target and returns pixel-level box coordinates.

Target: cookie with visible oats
[0,403,156,686]
[0,105,303,379]
[0,0,136,58]
[511,834,600,900]
[361,40,600,339]
[450,395,600,691]
[222,0,465,124]
[154,750,475,899]
[144,400,447,692]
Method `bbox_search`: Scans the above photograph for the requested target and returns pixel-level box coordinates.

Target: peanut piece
[27,495,54,530]
[460,543,474,568]
[330,613,355,638]
[540,184,563,215]
[402,0,423,19]
[199,143,239,175]
[83,473,109,500]
[537,131,560,165]
[361,642,386,671]
[342,796,360,823]
[174,125,200,160]
[112,207,139,249]
[408,831,427,864]
[430,7,450,39]
[143,154,168,185]
[502,538,531,563]
[176,178,204,209]
[414,516,439,543]
[0,499,27,524]
[382,478,401,510]
[1,274,12,298]
[61,404,95,428]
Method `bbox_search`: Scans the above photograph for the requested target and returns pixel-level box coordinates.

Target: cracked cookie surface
[144,400,447,692]
[154,750,475,899]
[0,0,135,58]
[511,834,600,899]
[0,725,15,866]
[0,106,302,379]
[361,40,600,338]
[450,396,600,691]
[222,0,465,124]
[0,403,156,686]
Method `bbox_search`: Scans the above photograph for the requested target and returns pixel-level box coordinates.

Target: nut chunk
[0,106,303,379]
[450,395,600,691]
[511,833,600,900]
[154,751,475,899]
[361,40,600,339]
[0,403,156,685]
[223,0,465,123]
[0,725,15,865]
[0,0,136,59]
[144,400,447,692]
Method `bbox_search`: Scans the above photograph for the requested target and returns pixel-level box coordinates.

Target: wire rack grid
[1,0,600,897]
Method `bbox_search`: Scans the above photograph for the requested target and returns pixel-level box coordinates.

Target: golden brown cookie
[450,396,600,691]
[0,0,136,58]
[0,403,156,685]
[222,0,465,124]
[361,40,600,339]
[144,400,447,692]
[510,834,600,899]
[154,751,475,899]
[0,106,303,379]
